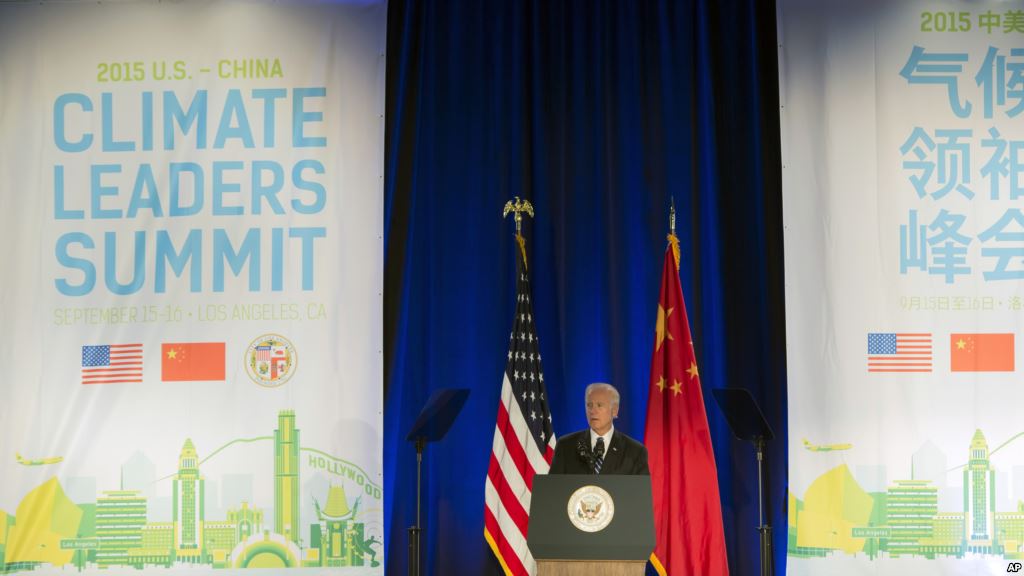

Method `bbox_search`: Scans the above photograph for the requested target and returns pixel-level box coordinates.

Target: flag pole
[670,197,676,236]
[646,198,731,574]
[487,196,552,576]
[668,197,680,270]
[758,437,772,576]
[503,196,535,267]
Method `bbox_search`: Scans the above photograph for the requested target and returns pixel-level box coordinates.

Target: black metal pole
[408,437,426,576]
[756,437,773,576]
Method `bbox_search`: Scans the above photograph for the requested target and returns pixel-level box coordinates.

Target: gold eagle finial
[503,197,535,268]
[502,196,534,235]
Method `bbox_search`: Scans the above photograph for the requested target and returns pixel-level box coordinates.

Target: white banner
[0,1,384,573]
[781,1,1024,574]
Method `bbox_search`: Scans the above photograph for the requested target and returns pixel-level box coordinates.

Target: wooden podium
[536,559,646,576]
[528,475,654,576]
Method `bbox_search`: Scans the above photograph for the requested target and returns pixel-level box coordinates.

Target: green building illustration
[173,438,205,562]
[314,484,365,567]
[275,410,300,545]
[130,522,173,567]
[95,490,146,568]
[0,510,10,566]
[995,503,1024,558]
[203,521,238,567]
[885,480,936,557]
[965,429,995,554]
[922,512,964,558]
[228,501,263,543]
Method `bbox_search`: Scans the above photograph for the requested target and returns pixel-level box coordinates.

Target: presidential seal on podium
[567,484,615,533]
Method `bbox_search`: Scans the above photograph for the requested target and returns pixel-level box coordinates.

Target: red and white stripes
[484,373,555,576]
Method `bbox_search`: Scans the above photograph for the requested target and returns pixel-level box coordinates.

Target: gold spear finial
[503,196,535,268]
[668,197,680,270]
[670,197,676,236]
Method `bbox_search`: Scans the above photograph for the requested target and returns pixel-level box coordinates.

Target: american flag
[484,246,555,576]
[867,333,932,372]
[82,344,144,384]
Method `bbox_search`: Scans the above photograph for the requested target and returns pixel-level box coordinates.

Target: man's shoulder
[557,429,590,445]
[614,430,647,452]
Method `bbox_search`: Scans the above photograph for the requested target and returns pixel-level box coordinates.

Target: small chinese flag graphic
[161,342,226,381]
[950,334,1015,372]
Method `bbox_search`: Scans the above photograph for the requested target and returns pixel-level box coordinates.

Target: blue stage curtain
[384,0,787,574]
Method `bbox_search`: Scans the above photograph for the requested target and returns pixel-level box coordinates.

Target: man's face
[586,388,618,435]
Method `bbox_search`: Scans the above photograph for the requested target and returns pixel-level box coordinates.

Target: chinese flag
[950,333,1014,372]
[644,235,729,576]
[161,342,226,381]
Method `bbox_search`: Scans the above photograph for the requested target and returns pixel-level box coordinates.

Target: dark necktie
[594,436,605,474]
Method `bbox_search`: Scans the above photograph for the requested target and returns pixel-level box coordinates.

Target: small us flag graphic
[256,346,271,361]
[867,333,932,372]
[82,344,144,385]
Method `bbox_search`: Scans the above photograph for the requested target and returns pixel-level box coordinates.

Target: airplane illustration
[802,438,852,452]
[16,453,63,466]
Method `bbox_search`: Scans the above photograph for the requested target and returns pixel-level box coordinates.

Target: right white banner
[779,1,1024,574]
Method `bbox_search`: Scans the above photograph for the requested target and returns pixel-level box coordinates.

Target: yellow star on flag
[655,305,675,350]
[656,375,667,393]
[686,361,699,379]
[670,379,682,396]
[166,348,178,359]
[956,339,966,350]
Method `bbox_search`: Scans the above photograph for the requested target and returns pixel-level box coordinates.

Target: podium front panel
[527,474,654,561]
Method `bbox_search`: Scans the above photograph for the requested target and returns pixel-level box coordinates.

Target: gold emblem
[244,334,296,388]
[567,485,615,533]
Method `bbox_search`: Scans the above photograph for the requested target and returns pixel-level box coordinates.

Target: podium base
[537,559,647,576]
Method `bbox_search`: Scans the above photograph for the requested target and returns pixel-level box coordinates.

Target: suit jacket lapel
[601,431,625,474]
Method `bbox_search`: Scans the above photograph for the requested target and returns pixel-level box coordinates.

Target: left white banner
[0,1,385,574]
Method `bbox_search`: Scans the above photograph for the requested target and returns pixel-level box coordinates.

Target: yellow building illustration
[275,410,300,544]
[128,522,174,567]
[312,484,371,567]
[919,512,964,558]
[203,520,238,567]
[227,501,263,543]
[3,477,82,567]
[795,464,874,554]
[995,503,1024,558]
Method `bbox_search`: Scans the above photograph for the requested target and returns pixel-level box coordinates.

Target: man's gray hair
[585,382,620,408]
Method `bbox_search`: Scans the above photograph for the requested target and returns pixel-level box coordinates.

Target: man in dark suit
[550,383,649,475]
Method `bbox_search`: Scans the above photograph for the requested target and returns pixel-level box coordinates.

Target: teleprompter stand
[712,388,775,576]
[405,388,470,576]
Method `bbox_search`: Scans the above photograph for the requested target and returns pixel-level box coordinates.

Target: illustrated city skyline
[0,410,382,572]
[790,428,1024,560]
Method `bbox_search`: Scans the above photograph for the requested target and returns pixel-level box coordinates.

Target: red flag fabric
[161,342,226,381]
[644,236,729,575]
[950,333,1015,372]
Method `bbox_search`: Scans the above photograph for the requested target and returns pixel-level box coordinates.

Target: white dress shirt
[589,425,614,453]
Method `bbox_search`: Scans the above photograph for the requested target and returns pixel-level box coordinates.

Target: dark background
[383,0,788,574]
